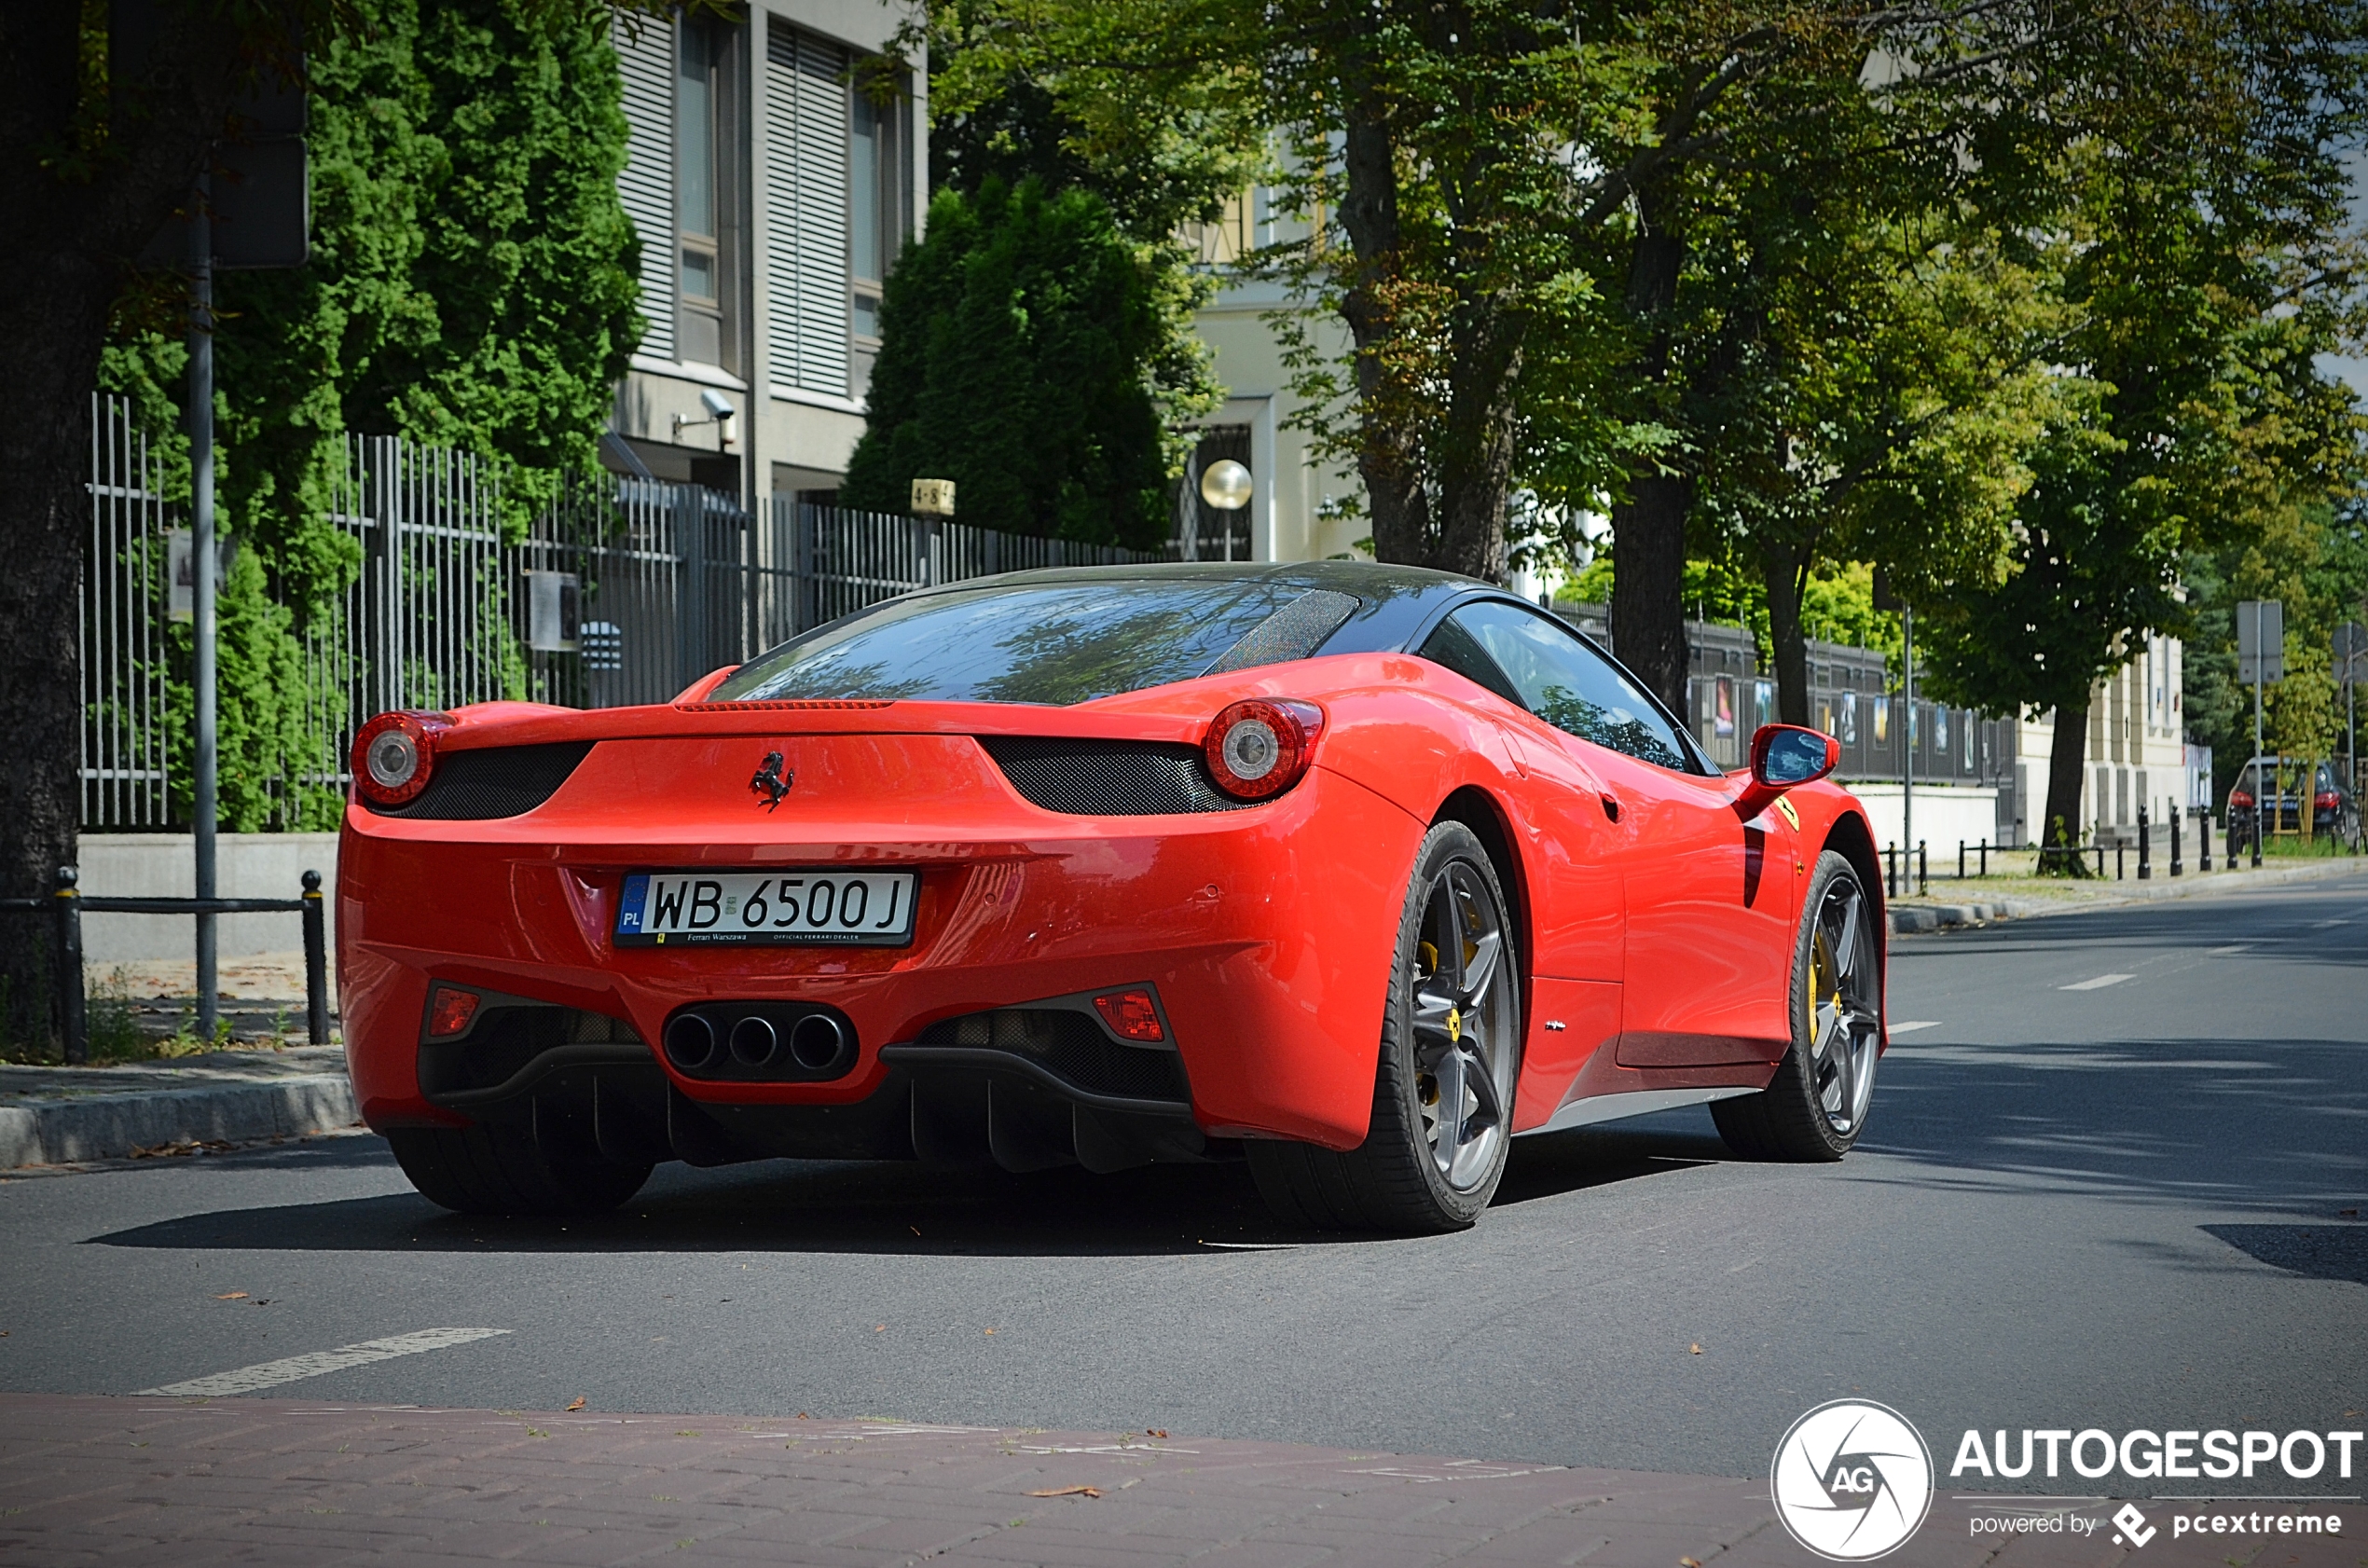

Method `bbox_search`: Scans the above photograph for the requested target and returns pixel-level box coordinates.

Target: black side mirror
[1735,723,1839,818]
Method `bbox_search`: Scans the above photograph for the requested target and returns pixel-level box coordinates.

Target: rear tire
[1713,851,1881,1162]
[386,1117,653,1217]
[1247,822,1521,1232]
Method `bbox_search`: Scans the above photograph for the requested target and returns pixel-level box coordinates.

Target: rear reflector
[1093,989,1164,1043]
[427,986,481,1038]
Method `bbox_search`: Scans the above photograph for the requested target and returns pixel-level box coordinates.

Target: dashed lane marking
[135,1327,512,1397]
[2059,973,2135,991]
[1886,1021,1943,1034]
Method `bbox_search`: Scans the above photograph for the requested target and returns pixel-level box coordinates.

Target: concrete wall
[76,834,338,962]
[1845,784,2001,859]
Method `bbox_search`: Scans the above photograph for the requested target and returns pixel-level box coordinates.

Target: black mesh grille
[917,1009,1191,1102]
[981,737,1251,815]
[370,741,595,819]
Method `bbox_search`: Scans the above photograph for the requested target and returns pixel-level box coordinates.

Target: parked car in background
[2227,756,2361,850]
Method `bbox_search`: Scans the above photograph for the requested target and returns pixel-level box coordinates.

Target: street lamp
[1197,458,1251,561]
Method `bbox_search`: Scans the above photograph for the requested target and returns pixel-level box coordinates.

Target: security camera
[699,388,734,420]
[673,389,738,448]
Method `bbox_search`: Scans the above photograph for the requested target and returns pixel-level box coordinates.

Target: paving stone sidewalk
[2,1395,2350,1566]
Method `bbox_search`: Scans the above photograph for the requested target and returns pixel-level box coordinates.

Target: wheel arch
[1816,805,1887,986]
[1431,785,1531,983]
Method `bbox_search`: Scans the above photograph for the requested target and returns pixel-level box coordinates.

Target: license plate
[614,870,919,946]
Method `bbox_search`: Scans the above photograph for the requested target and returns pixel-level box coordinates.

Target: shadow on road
[86,1122,1717,1258]
[2201,1222,2368,1285]
[1861,1035,2366,1216]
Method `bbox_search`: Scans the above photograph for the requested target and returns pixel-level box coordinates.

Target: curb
[0,1076,358,1168]
[1889,855,2365,935]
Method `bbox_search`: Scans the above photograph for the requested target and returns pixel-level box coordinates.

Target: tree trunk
[1607,189,1690,714]
[2041,701,2093,876]
[1332,109,1436,568]
[0,7,251,1045]
[1761,537,1812,726]
[1611,475,1692,716]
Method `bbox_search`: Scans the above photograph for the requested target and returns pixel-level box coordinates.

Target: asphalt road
[2,871,2361,1484]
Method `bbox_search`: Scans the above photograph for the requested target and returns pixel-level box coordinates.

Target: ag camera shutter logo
[1772,1400,1935,1560]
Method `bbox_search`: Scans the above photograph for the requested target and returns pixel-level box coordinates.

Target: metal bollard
[2116,842,2126,880]
[1885,842,1897,897]
[2095,844,2106,877]
[1979,839,1989,876]
[2169,805,2182,876]
[301,869,329,1046]
[53,866,86,1065]
[2201,811,2211,872]
[1959,840,1966,880]
[2138,805,2151,879]
[1918,840,1928,897]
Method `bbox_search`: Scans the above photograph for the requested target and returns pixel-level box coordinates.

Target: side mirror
[1734,723,1839,819]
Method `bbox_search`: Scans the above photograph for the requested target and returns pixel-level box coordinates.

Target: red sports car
[338,562,1888,1231]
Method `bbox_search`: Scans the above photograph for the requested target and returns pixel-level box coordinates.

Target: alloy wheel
[1805,875,1881,1137]
[1410,861,1514,1190]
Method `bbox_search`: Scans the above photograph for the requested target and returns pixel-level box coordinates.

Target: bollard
[1918,840,1928,897]
[1885,842,1897,897]
[301,869,329,1046]
[2138,805,2151,880]
[2116,842,2126,880]
[2169,805,2182,876]
[1959,840,1966,880]
[1979,838,1989,877]
[2095,844,2106,877]
[53,866,86,1065]
[2201,810,2211,872]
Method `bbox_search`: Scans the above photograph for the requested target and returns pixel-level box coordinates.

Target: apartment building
[602,4,926,502]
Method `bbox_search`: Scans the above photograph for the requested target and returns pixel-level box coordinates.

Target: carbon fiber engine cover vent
[979,737,1253,816]
[367,741,595,819]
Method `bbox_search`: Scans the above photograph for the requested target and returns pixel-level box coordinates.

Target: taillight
[351,710,451,807]
[2316,791,2340,810]
[2231,791,2253,808]
[1093,988,1164,1042]
[1204,699,1324,800]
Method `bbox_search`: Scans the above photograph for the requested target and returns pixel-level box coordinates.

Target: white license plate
[614,870,918,946]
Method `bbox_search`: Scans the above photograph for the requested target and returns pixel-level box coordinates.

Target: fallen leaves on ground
[1026,1486,1101,1499]
[214,1292,248,1300]
[1147,1429,1167,1438]
[565,1397,586,1412]
[1682,1557,1704,1566]
[131,1139,233,1159]
[1688,1344,1702,1355]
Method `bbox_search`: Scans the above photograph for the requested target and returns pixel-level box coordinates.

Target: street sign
[2237,600,2283,684]
[2337,620,2368,677]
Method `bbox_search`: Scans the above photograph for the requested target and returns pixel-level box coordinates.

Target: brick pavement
[3,1395,2358,1566]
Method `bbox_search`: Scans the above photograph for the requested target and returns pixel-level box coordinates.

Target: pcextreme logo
[1771,1400,1935,1561]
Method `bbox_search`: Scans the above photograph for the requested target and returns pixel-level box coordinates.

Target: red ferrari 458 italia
[338,562,1888,1231]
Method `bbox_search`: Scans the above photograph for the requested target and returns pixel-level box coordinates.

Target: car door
[1447,601,1799,1067]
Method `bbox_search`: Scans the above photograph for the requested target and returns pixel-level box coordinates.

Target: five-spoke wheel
[1247,821,1521,1231]
[1713,850,1882,1160]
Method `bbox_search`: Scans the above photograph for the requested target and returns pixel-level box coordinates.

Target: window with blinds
[614,15,676,364]
[764,24,850,397]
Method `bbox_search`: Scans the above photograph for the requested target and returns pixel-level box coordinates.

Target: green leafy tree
[841,177,1218,547]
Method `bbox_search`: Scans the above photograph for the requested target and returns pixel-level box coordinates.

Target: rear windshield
[709,580,1340,706]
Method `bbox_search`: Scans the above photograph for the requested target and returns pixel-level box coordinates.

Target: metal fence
[81,398,1161,831]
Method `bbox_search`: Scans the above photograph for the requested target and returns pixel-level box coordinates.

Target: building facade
[604,4,926,503]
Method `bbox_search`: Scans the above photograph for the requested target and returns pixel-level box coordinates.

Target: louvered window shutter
[615,15,677,364]
[764,23,850,397]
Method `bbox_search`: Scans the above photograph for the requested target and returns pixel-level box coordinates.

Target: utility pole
[2238,599,2282,870]
[188,177,220,1042]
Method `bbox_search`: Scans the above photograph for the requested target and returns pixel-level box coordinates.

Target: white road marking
[136,1327,511,1397]
[1886,1021,1942,1034]
[2311,918,2350,928]
[2207,944,2253,955]
[2059,973,2135,991]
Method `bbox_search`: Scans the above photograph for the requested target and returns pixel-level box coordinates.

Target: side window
[1451,601,1696,772]
[1415,613,1525,708]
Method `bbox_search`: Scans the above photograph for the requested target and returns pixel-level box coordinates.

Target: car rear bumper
[337,761,1421,1157]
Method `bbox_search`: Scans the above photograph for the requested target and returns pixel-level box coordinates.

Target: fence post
[302,869,329,1046]
[2168,805,2182,876]
[1958,840,1965,880]
[1979,839,1989,877]
[53,866,86,1065]
[1918,840,1927,897]
[1884,842,1896,897]
[2138,805,2151,880]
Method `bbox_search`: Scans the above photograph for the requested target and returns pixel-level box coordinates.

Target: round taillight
[1204,699,1324,801]
[351,711,448,807]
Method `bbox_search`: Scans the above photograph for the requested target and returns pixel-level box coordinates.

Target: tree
[0,0,656,1045]
[839,177,1218,546]
[1916,162,2365,870]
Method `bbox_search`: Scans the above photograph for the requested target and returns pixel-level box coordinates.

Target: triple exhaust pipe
[663,1003,854,1080]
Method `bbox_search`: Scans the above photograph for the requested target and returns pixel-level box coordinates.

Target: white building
[604,5,927,502]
